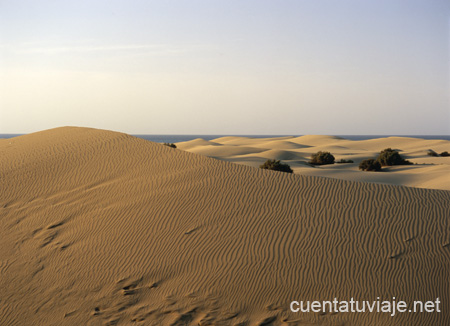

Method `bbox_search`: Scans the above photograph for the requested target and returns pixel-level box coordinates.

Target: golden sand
[1,127,449,325]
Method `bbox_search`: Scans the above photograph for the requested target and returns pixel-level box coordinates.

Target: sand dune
[250,140,311,150]
[176,138,268,158]
[256,149,307,161]
[175,138,222,150]
[213,136,294,145]
[177,135,450,190]
[290,135,346,146]
[1,127,449,325]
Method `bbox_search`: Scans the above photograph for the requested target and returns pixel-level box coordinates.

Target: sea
[1,134,450,142]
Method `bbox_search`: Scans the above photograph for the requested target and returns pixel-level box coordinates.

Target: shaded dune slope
[1,127,449,326]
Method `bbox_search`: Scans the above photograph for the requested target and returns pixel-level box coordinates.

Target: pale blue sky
[1,0,449,134]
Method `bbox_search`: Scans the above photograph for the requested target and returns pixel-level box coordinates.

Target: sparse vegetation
[376,148,411,166]
[309,151,335,165]
[259,159,293,173]
[427,149,438,157]
[359,159,382,172]
[440,151,450,157]
[163,143,177,149]
[337,159,354,164]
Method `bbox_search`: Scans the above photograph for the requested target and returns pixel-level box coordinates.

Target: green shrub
[440,151,449,157]
[163,143,177,149]
[260,159,293,173]
[337,159,354,163]
[359,159,382,171]
[309,151,335,165]
[376,148,411,166]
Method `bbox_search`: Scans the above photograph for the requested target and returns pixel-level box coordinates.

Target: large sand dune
[177,135,450,190]
[1,127,449,325]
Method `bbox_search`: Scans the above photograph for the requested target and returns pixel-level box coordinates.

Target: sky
[0,0,449,135]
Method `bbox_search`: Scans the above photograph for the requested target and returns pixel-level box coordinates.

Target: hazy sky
[1,0,449,134]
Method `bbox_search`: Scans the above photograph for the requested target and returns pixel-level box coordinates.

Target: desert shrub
[440,151,449,157]
[427,149,438,157]
[163,143,177,149]
[359,159,382,171]
[376,148,411,166]
[259,159,293,173]
[337,159,354,163]
[309,151,335,165]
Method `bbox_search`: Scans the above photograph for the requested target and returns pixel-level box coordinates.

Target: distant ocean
[1,134,450,142]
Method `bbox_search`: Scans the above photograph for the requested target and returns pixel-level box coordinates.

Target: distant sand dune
[256,149,306,161]
[243,140,311,150]
[290,135,346,146]
[175,138,221,149]
[177,135,450,190]
[1,127,449,325]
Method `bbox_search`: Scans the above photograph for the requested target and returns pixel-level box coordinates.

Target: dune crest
[1,127,449,325]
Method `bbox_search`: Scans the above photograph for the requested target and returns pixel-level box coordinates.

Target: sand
[1,127,449,325]
[177,135,450,191]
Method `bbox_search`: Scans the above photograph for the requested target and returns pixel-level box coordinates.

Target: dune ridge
[1,127,449,325]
